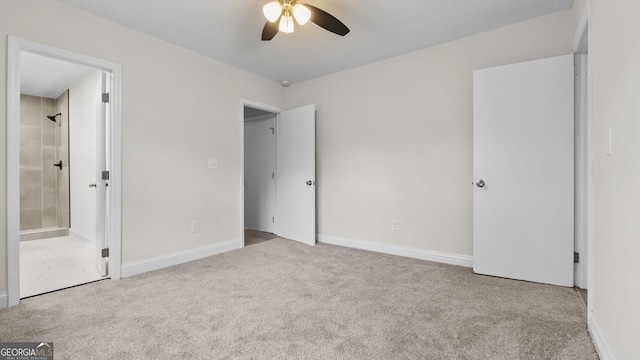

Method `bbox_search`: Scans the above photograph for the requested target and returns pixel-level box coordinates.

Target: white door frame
[571,3,590,290]
[6,36,122,307]
[239,99,282,247]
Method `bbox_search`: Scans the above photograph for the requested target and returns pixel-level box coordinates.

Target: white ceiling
[56,0,574,85]
[21,51,98,98]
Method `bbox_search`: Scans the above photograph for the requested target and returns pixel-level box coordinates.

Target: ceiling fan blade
[304,3,350,36]
[262,19,280,41]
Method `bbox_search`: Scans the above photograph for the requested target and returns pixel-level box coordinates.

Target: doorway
[7,36,122,307]
[243,105,278,245]
[18,61,105,296]
[240,101,317,247]
[19,51,104,298]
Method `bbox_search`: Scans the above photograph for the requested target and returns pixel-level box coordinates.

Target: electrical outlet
[208,159,219,170]
[392,220,400,231]
[191,220,199,233]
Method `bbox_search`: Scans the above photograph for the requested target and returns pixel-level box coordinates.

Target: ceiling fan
[261,0,350,41]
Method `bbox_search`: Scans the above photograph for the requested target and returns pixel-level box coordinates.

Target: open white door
[473,55,574,287]
[276,105,316,245]
[95,72,110,276]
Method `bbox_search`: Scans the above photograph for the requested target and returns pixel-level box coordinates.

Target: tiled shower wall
[19,93,70,231]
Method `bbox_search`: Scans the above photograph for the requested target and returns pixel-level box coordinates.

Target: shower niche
[20,92,70,241]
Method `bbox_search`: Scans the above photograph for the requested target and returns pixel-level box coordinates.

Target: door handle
[53,161,63,169]
[475,180,485,188]
[89,184,97,188]
[306,180,315,186]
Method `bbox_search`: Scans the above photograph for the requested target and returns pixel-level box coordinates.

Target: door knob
[306,180,315,186]
[475,180,485,188]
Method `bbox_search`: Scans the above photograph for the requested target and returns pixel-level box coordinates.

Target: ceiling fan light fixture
[260,1,350,41]
[263,1,282,22]
[279,14,294,33]
[292,4,311,25]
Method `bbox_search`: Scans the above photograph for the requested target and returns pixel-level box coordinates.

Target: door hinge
[102,248,109,258]
[102,92,110,103]
[102,170,110,180]
[574,252,580,264]
[272,217,275,223]
[269,127,274,135]
[272,172,275,179]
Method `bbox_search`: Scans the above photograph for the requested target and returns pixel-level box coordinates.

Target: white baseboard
[317,234,473,268]
[0,292,8,309]
[69,228,95,247]
[588,313,616,360]
[121,239,242,278]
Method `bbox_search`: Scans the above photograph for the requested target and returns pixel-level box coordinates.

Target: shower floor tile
[20,236,105,298]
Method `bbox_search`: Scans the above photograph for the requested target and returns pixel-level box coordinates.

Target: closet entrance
[242,103,317,246]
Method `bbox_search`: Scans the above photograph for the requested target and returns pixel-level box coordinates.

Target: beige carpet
[0,238,598,359]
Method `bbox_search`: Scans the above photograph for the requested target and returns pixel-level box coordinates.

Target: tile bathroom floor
[20,236,105,298]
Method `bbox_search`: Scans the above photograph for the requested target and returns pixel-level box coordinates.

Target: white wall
[590,0,640,359]
[69,70,102,245]
[285,3,586,257]
[0,0,285,294]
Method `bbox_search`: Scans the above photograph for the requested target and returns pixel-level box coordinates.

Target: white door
[95,72,110,276]
[276,104,316,245]
[244,116,276,233]
[473,55,574,287]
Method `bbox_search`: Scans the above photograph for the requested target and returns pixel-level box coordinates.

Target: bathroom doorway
[18,52,106,297]
[7,37,122,306]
